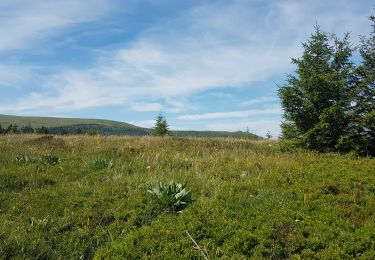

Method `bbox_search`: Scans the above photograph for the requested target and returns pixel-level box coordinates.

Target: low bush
[148,181,192,213]
[16,154,60,166]
[40,154,60,166]
[91,158,114,170]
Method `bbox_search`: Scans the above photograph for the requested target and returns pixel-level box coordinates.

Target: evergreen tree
[278,26,354,151]
[36,126,50,135]
[6,124,19,134]
[152,113,169,136]
[0,124,4,134]
[341,15,375,155]
[21,124,35,134]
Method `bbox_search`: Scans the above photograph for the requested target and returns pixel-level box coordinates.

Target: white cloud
[177,107,282,120]
[0,0,115,52]
[239,97,279,107]
[0,0,373,117]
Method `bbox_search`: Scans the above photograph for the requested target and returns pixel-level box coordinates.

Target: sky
[0,0,373,137]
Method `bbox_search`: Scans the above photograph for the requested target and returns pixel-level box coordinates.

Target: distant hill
[0,114,261,139]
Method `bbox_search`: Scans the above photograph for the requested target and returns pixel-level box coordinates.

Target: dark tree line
[279,15,375,155]
[0,124,52,134]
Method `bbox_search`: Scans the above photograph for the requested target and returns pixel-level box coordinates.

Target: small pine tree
[0,124,4,134]
[152,113,169,136]
[36,126,50,135]
[6,124,19,134]
[21,124,35,134]
[266,131,272,140]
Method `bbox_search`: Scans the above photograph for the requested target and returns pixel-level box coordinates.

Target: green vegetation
[91,158,114,170]
[152,113,170,136]
[148,181,193,213]
[279,16,375,155]
[0,135,374,258]
[15,154,60,166]
[174,130,260,140]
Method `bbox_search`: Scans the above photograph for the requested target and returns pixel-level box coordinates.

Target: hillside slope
[0,114,141,129]
[0,114,261,139]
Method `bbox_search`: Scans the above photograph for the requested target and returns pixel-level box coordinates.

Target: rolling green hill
[0,114,261,139]
[0,114,142,129]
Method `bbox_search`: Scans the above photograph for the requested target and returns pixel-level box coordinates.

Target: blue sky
[0,0,373,137]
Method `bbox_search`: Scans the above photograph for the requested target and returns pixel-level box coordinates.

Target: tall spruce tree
[278,26,354,151]
[342,15,375,155]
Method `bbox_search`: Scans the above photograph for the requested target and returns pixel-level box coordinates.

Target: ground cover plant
[0,135,374,258]
[148,181,193,213]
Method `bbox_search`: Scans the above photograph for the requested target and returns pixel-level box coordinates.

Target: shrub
[40,154,60,166]
[15,156,37,165]
[91,158,114,170]
[148,181,192,213]
[16,155,60,165]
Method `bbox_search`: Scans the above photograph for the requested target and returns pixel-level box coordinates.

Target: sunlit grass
[0,134,374,258]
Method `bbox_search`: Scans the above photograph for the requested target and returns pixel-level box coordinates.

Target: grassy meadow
[0,134,374,259]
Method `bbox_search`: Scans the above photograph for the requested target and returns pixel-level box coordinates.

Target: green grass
[0,135,374,259]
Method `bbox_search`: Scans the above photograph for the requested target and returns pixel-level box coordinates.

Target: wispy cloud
[0,64,35,88]
[177,107,282,121]
[0,0,115,52]
[238,97,279,107]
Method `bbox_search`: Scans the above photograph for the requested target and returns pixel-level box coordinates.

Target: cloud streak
[238,97,279,107]
[0,0,115,52]
[177,107,282,120]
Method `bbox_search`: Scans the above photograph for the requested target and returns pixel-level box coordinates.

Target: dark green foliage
[340,15,375,155]
[278,21,375,155]
[21,124,35,134]
[48,123,150,136]
[152,113,169,136]
[36,126,50,134]
[5,124,19,134]
[0,124,4,134]
[148,181,192,212]
[280,121,301,139]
